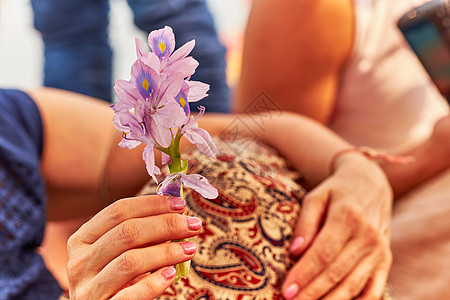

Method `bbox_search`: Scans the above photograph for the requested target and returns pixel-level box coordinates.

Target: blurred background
[0,0,250,95]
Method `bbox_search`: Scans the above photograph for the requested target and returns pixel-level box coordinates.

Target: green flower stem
[167,130,190,281]
[168,131,183,174]
[173,238,190,281]
[173,186,190,281]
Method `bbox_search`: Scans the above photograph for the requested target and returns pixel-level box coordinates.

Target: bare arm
[30,87,392,299]
[234,0,450,199]
[234,0,354,123]
[381,115,450,197]
[29,88,150,220]
[30,87,381,217]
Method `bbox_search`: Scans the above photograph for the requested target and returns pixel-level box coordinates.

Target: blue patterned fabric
[31,0,231,113]
[0,89,62,299]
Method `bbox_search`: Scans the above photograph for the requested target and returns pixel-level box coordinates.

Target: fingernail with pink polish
[289,236,305,253]
[169,197,186,210]
[186,217,202,231]
[181,241,197,255]
[283,283,299,299]
[162,267,176,280]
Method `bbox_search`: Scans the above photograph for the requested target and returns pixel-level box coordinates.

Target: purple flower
[175,80,210,117]
[156,172,218,199]
[135,26,199,78]
[112,58,187,180]
[113,59,186,148]
[113,26,218,190]
[182,106,218,159]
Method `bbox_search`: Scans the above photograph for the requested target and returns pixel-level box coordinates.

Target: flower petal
[112,79,139,112]
[160,151,172,165]
[175,83,190,116]
[143,145,160,182]
[131,60,159,101]
[113,112,142,135]
[153,101,187,129]
[183,126,218,159]
[135,37,148,58]
[149,117,173,148]
[181,174,218,199]
[139,52,161,72]
[187,80,210,102]
[158,72,184,106]
[148,26,175,59]
[156,173,182,197]
[169,40,195,62]
[163,57,199,78]
[118,137,141,149]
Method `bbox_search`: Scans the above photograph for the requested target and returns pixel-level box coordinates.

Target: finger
[283,203,356,299]
[358,252,392,300]
[71,195,185,245]
[86,214,202,273]
[295,238,373,299]
[323,250,386,300]
[110,267,177,300]
[289,187,329,256]
[91,241,197,297]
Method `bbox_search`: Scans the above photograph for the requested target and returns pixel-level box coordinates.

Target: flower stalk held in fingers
[111,26,218,281]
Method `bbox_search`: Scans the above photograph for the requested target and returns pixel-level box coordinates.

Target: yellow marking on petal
[158,42,166,53]
[142,79,150,91]
[179,97,186,108]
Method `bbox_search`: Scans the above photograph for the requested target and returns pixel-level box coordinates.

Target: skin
[66,195,201,299]
[29,88,392,298]
[235,0,450,298]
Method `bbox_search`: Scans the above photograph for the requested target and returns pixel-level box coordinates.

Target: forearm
[29,88,150,220]
[382,138,448,198]
[198,112,364,187]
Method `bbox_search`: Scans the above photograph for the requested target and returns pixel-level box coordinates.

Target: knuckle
[66,259,81,282]
[347,278,365,297]
[315,246,335,265]
[116,251,139,274]
[108,200,128,222]
[163,214,182,235]
[342,205,363,225]
[73,289,94,300]
[66,256,88,286]
[117,221,140,244]
[300,288,319,300]
[142,278,159,298]
[362,224,381,247]
[325,264,344,283]
[161,243,178,260]
[67,234,79,253]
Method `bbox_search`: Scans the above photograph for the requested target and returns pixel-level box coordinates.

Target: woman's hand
[66,195,202,299]
[282,153,393,299]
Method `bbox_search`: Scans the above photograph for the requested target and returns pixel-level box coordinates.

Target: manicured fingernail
[186,217,202,231]
[180,241,197,255]
[289,236,305,253]
[169,197,186,210]
[162,266,176,280]
[283,283,299,299]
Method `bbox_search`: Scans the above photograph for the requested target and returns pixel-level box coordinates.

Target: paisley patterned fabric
[139,137,305,299]
[139,137,392,299]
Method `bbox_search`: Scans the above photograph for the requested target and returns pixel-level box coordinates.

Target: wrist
[331,150,393,198]
[329,146,414,175]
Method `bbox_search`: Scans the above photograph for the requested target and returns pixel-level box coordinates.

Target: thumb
[289,185,330,257]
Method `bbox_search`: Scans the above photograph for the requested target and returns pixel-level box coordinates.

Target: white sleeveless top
[329,0,449,154]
